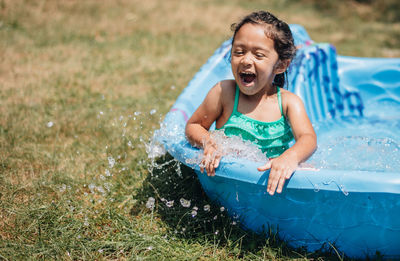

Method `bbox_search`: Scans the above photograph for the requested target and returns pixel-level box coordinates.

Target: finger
[214,154,221,169]
[201,155,210,174]
[207,165,214,176]
[200,159,205,173]
[285,170,294,179]
[206,158,214,176]
[257,160,272,172]
[267,169,281,195]
[276,175,286,194]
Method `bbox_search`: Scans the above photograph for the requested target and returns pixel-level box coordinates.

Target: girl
[185,11,317,195]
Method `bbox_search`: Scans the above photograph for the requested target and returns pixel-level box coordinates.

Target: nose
[240,53,253,66]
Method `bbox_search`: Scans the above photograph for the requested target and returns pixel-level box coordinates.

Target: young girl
[185,11,317,196]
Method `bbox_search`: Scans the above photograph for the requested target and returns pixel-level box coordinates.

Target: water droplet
[59,184,67,193]
[146,197,155,209]
[108,156,115,168]
[165,200,174,208]
[179,198,191,208]
[88,184,96,193]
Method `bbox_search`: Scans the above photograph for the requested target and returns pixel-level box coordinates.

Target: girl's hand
[257,153,298,195]
[200,139,222,176]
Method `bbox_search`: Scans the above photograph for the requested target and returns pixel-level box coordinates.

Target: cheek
[230,59,240,71]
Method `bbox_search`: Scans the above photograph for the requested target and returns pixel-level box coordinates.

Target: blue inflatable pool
[156,25,400,258]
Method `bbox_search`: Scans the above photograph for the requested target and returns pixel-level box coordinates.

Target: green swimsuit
[217,86,294,158]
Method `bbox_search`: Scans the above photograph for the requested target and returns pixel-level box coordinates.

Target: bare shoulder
[280,89,305,114]
[281,89,305,116]
[207,80,234,96]
[219,80,236,105]
[219,80,236,93]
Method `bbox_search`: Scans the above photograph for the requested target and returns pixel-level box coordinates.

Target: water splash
[108,156,116,168]
[179,198,191,208]
[191,206,198,217]
[165,200,174,208]
[146,197,155,209]
[184,130,268,167]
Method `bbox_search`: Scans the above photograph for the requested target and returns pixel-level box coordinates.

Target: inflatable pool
[155,25,400,258]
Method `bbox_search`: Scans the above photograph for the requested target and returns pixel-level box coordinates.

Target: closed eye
[255,52,265,58]
[233,50,244,56]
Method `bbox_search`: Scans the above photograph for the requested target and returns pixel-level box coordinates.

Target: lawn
[1,0,399,260]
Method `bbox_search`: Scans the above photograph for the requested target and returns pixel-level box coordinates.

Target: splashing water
[191,206,198,217]
[108,156,116,168]
[184,130,268,166]
[146,197,155,209]
[179,198,191,208]
[165,200,174,208]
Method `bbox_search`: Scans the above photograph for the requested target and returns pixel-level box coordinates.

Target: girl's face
[231,23,286,96]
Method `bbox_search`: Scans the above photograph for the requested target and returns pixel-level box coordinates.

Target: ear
[274,59,291,74]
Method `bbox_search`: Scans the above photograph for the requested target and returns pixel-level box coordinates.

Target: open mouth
[239,72,256,84]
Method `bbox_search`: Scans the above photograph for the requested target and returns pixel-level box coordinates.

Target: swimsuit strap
[233,85,240,113]
[277,87,284,116]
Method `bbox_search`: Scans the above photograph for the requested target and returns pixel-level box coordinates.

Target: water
[149,113,400,173]
[309,116,400,172]
[184,130,268,166]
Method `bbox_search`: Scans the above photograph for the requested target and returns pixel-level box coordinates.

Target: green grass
[0,0,399,260]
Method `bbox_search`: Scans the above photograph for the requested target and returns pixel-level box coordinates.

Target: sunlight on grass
[0,0,398,259]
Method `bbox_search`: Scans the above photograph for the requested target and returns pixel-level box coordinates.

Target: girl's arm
[258,93,317,195]
[185,82,225,176]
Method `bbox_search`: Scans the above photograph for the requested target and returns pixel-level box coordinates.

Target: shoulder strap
[233,84,240,113]
[277,87,283,116]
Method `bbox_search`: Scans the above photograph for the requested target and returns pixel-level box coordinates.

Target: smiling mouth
[239,72,256,84]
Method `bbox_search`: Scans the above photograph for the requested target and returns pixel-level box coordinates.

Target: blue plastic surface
[156,25,400,258]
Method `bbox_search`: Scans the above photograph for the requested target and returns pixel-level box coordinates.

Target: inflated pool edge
[157,25,400,258]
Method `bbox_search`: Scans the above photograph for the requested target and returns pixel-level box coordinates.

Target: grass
[0,0,398,260]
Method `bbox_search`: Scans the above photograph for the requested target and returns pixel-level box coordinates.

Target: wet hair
[231,11,296,88]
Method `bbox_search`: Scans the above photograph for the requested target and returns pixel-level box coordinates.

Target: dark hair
[231,11,296,88]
